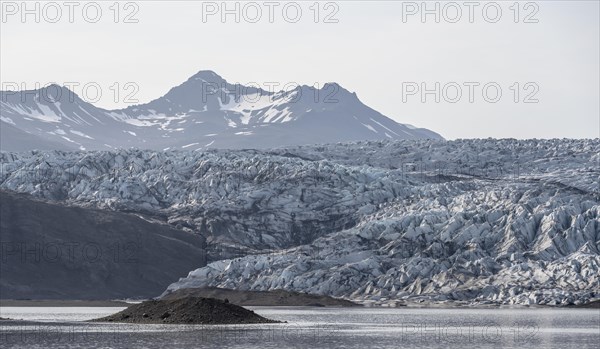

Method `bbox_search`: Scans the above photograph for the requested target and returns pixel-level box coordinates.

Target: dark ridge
[568,300,600,308]
[161,287,361,307]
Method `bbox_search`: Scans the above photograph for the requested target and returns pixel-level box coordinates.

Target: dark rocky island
[89,297,281,324]
[162,287,360,307]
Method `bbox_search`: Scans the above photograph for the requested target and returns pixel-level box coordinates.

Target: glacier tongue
[1,139,599,305]
[165,188,599,306]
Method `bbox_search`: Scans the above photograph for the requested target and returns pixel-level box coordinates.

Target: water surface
[0,306,598,348]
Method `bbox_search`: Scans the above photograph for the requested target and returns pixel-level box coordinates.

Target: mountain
[1,139,598,304]
[0,84,139,151]
[0,190,207,299]
[0,71,443,151]
[0,122,76,152]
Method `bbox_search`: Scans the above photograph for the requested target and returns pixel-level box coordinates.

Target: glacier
[1,138,598,305]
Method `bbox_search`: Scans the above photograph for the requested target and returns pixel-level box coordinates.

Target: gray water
[0,306,598,348]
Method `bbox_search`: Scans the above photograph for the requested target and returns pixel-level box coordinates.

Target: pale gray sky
[1,1,598,139]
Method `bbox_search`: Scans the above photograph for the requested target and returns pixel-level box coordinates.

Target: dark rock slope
[0,190,207,300]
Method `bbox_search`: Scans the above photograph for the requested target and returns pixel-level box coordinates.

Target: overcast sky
[1,1,598,139]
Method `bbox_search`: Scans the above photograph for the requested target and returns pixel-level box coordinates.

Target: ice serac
[0,139,598,305]
[0,71,442,151]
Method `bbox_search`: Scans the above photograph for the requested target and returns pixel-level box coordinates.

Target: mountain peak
[188,70,224,82]
[43,84,76,100]
[0,83,80,104]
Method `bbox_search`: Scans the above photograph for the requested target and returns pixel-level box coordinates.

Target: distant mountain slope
[0,84,143,151]
[1,71,443,151]
[0,190,206,299]
[0,122,76,152]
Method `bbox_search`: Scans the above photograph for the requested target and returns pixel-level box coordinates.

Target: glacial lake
[0,306,598,348]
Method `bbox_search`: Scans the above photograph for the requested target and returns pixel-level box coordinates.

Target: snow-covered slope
[1,139,598,304]
[0,122,77,152]
[0,84,141,151]
[0,71,442,151]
